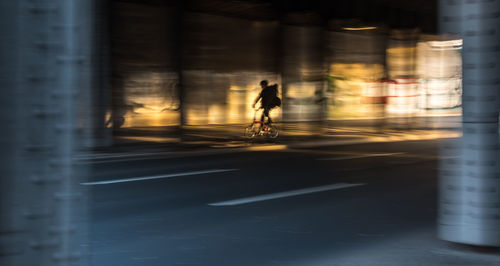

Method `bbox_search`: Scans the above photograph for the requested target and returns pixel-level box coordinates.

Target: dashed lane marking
[317,152,405,161]
[208,183,365,206]
[81,169,238,185]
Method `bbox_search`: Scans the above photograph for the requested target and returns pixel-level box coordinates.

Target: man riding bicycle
[252,80,281,125]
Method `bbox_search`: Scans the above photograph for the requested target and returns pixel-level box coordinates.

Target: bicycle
[244,108,279,139]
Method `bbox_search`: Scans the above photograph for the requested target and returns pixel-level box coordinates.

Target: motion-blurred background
[1,1,499,266]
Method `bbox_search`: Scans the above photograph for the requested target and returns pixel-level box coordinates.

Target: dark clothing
[255,84,279,124]
[257,84,278,108]
[261,106,272,124]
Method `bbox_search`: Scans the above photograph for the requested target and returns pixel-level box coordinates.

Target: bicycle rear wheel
[268,125,279,138]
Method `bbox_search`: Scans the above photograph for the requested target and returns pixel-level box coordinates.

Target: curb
[75,131,461,163]
[288,131,461,149]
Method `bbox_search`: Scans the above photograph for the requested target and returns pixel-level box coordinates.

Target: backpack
[269,84,281,107]
[273,96,281,107]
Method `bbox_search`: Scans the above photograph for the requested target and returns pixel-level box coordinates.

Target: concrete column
[439,0,500,246]
[0,1,23,264]
[438,0,462,35]
[0,0,93,265]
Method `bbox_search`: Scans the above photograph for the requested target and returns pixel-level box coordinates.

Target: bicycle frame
[251,107,265,125]
[245,108,278,139]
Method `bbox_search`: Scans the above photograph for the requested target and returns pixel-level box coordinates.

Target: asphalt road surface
[84,139,498,266]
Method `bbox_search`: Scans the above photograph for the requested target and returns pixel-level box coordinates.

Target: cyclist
[252,80,281,125]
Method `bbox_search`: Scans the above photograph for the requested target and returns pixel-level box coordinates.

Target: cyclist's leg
[263,107,271,124]
[266,107,274,124]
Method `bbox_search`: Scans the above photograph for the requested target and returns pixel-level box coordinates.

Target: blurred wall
[110,1,180,128]
[282,13,325,121]
[326,21,387,119]
[107,2,461,127]
[182,12,280,125]
[111,3,281,126]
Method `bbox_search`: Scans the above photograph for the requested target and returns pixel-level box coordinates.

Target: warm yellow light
[428,39,462,48]
[329,63,385,80]
[342,26,377,31]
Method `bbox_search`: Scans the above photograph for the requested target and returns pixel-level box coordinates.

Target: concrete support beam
[439,0,500,246]
[0,0,93,265]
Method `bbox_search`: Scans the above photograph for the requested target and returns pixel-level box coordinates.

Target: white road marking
[208,183,365,206]
[317,152,404,161]
[81,169,238,185]
[75,151,176,160]
[80,158,167,164]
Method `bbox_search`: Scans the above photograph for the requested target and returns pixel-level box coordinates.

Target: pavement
[83,116,462,161]
[85,138,500,266]
[80,116,500,265]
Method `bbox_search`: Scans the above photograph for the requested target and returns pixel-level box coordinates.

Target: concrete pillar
[0,0,93,265]
[439,0,500,246]
[438,0,462,36]
[0,1,23,264]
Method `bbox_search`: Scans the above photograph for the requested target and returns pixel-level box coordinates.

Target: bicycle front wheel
[244,125,257,138]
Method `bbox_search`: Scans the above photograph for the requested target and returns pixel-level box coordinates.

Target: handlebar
[251,107,263,121]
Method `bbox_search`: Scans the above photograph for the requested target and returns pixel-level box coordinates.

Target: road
[85,139,499,266]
